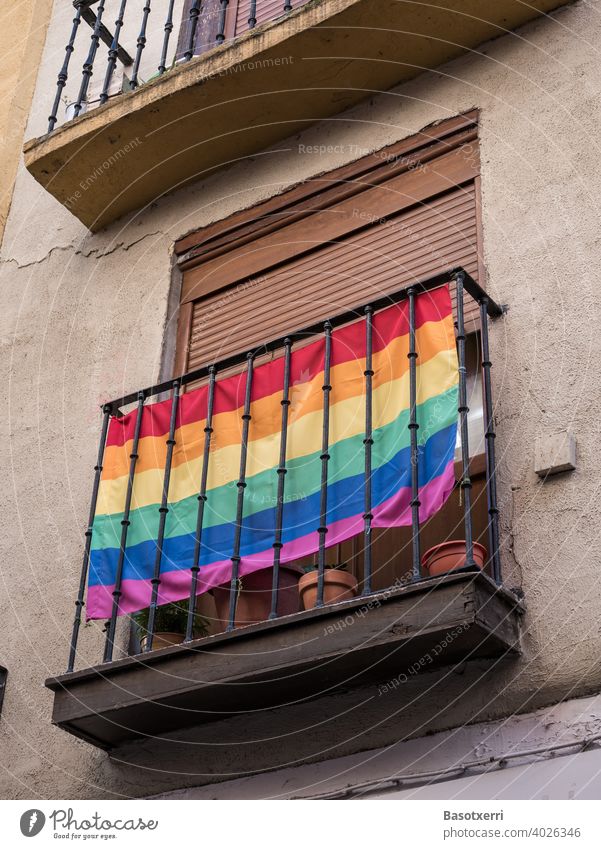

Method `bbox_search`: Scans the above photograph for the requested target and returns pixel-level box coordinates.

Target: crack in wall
[1,230,164,270]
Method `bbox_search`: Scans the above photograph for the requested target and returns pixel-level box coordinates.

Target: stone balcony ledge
[25,0,567,231]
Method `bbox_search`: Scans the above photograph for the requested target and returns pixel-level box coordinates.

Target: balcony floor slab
[46,571,523,751]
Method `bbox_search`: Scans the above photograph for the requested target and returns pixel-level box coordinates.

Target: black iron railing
[66,268,503,672]
[48,0,301,134]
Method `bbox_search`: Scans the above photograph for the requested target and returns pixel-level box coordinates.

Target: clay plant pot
[421,540,487,577]
[139,631,184,651]
[212,565,301,630]
[298,569,359,610]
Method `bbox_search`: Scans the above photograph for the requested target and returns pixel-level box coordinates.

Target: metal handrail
[48,0,300,134]
[105,268,501,412]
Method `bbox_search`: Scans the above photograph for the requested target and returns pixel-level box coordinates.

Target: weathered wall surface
[0,0,53,240]
[1,0,600,799]
[150,692,601,798]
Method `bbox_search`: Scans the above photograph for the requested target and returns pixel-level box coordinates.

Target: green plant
[132,599,209,640]
[302,562,348,574]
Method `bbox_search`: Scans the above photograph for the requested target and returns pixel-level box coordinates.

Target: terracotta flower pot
[212,565,301,630]
[421,540,487,577]
[298,569,358,610]
[139,631,184,651]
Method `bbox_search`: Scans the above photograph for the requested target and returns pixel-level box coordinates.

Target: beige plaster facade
[1,0,601,799]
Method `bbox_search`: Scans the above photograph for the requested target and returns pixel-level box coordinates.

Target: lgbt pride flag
[87,285,459,619]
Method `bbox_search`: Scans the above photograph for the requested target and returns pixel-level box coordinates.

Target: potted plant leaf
[298,563,358,610]
[133,598,209,651]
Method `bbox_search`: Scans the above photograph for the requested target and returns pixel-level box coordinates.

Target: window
[173,112,487,596]
[459,333,485,460]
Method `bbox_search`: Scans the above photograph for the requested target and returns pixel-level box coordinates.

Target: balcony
[24,0,569,231]
[46,269,523,751]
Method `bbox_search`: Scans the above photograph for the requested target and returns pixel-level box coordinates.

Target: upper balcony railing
[30,0,567,231]
[65,268,505,676]
[48,0,305,134]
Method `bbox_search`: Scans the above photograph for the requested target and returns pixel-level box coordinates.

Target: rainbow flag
[87,285,459,619]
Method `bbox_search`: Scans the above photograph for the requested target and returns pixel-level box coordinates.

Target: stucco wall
[1,0,600,799]
[0,0,53,241]
[151,692,601,798]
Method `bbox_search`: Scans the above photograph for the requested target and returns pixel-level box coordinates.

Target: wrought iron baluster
[185,367,216,641]
[316,322,332,607]
[363,307,374,595]
[158,0,176,75]
[130,0,152,89]
[74,0,107,118]
[248,0,257,29]
[144,380,181,652]
[100,0,128,103]
[407,288,421,581]
[269,339,292,619]
[0,666,7,717]
[67,404,111,673]
[184,0,202,60]
[48,7,82,132]
[227,354,255,631]
[480,299,502,585]
[216,0,229,43]
[454,271,476,569]
[103,392,145,663]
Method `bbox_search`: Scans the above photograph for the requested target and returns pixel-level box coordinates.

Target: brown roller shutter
[187,185,478,369]
[233,0,293,34]
[176,113,483,374]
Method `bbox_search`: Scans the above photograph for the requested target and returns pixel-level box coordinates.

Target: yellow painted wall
[0,0,53,242]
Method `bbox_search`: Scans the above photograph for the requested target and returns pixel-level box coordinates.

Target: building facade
[1,0,600,799]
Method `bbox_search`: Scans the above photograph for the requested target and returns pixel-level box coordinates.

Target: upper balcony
[45,268,523,752]
[25,0,569,231]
